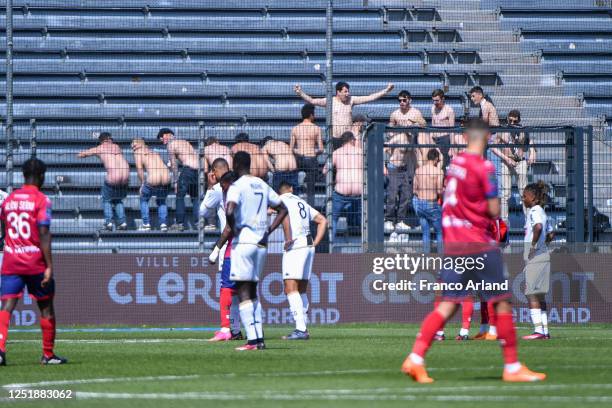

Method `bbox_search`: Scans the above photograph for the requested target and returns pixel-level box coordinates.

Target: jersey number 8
[297,202,308,219]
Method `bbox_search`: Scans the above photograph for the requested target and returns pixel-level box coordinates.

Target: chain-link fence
[364,123,599,252]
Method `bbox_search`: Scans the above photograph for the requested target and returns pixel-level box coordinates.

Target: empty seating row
[0,102,586,122]
[0,57,504,76]
[4,16,456,32]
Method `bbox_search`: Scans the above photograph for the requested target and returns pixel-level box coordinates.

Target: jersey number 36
[7,212,32,240]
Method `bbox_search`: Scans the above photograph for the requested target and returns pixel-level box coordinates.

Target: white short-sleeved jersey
[200,183,225,231]
[524,205,553,255]
[226,175,281,245]
[280,193,320,248]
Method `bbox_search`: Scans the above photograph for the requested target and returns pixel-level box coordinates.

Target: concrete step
[491,85,564,97]
[437,10,498,23]
[402,41,521,53]
[478,52,539,64]
[475,63,542,75]
[500,74,557,86]
[461,31,516,43]
[422,0,484,11]
[438,10,500,24]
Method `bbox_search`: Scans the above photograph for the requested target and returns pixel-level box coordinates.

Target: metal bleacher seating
[0,0,610,250]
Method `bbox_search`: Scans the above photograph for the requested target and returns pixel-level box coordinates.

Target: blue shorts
[220,258,235,289]
[1,273,55,301]
[439,249,510,302]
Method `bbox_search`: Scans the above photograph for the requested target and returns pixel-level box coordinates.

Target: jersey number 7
[254,192,264,214]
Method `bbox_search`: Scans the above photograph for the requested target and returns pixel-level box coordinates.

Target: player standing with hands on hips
[225,152,290,351]
[0,158,67,366]
[277,181,328,340]
[522,181,554,340]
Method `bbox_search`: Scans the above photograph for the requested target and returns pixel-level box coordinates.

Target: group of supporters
[0,82,553,385]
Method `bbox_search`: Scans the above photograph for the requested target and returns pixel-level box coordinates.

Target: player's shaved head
[211,157,229,171]
[233,151,251,175]
[464,118,490,156]
[465,118,490,142]
[278,181,293,194]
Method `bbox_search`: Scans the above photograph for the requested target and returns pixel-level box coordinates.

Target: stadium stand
[0,0,610,251]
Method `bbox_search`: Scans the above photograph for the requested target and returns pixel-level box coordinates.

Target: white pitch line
[73,391,612,402]
[3,375,199,390]
[9,338,210,344]
[297,383,612,395]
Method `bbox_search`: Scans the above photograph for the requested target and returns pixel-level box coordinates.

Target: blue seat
[484,0,609,9]
[502,21,612,32]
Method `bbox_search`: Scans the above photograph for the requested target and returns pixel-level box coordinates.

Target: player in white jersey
[276,182,327,340]
[521,181,554,340]
[200,158,243,342]
[225,152,289,351]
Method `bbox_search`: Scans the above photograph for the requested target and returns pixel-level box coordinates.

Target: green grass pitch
[2,323,612,407]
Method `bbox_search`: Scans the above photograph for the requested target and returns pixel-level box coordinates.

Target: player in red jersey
[0,158,67,366]
[401,119,544,383]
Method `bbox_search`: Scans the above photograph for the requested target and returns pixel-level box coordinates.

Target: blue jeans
[332,191,361,241]
[487,146,503,192]
[102,182,127,225]
[412,197,443,254]
[176,167,199,225]
[140,184,170,226]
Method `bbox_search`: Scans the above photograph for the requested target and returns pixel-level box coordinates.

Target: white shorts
[524,252,551,296]
[282,246,315,281]
[230,244,267,282]
[218,243,228,272]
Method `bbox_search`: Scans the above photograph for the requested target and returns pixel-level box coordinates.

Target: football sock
[301,293,309,324]
[40,317,56,358]
[488,325,497,336]
[409,352,424,365]
[230,294,241,333]
[219,288,233,329]
[434,297,443,337]
[412,310,445,360]
[541,308,549,336]
[0,310,10,353]
[487,301,497,327]
[496,312,518,365]
[239,300,257,344]
[253,298,264,341]
[530,308,544,334]
[461,300,473,330]
[479,301,489,333]
[287,291,307,332]
[504,362,522,374]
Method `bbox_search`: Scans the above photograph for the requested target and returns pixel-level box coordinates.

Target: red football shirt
[442,152,498,254]
[0,185,52,275]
